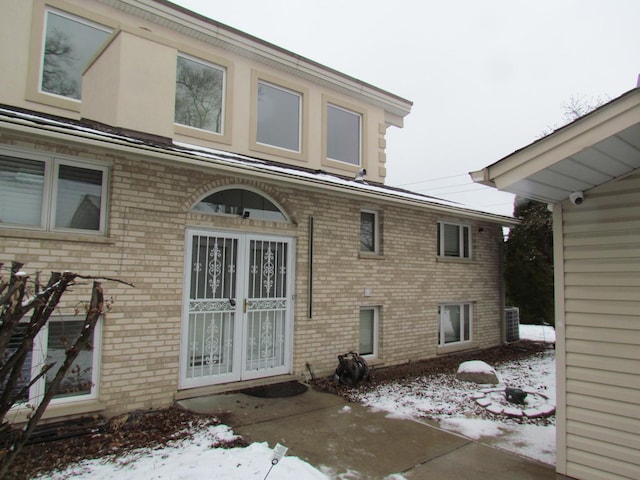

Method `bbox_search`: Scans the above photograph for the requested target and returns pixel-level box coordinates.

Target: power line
[413,181,476,192]
[395,173,468,187]
[429,187,487,196]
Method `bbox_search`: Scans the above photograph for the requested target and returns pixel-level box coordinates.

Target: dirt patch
[316,341,551,400]
[2,406,245,480]
[2,342,549,479]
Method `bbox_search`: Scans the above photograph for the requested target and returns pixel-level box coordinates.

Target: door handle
[229,298,236,307]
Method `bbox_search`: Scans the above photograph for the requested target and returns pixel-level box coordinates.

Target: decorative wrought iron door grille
[187,235,237,379]
[245,240,288,371]
[182,231,293,387]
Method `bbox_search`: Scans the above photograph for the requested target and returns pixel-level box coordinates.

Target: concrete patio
[178,386,568,479]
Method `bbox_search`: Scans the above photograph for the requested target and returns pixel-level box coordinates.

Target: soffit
[94,0,413,124]
[473,89,640,204]
[506,122,640,203]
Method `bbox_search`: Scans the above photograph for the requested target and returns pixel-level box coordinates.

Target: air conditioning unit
[505,306,520,343]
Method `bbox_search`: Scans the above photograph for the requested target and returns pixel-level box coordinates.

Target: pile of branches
[0,261,131,477]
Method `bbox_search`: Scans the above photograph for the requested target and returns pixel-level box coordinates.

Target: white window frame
[359,306,379,358]
[13,315,102,408]
[0,146,109,235]
[326,103,362,166]
[256,80,302,153]
[174,53,227,135]
[360,209,379,254]
[439,303,473,346]
[438,221,471,259]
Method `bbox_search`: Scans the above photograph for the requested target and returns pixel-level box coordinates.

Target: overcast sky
[173,0,639,217]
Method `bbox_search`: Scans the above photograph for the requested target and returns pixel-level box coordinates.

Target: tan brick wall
[1,134,505,417]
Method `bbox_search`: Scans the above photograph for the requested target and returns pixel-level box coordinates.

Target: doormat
[240,381,308,398]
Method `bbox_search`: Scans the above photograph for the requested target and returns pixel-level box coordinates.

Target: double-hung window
[6,315,102,404]
[360,210,379,253]
[438,221,471,258]
[359,307,379,358]
[439,303,472,345]
[256,80,302,152]
[40,8,112,100]
[327,104,361,166]
[175,54,226,134]
[0,149,109,234]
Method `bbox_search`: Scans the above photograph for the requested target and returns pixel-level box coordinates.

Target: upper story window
[256,81,301,152]
[0,148,109,234]
[40,8,111,101]
[360,210,379,254]
[175,54,226,134]
[437,221,471,259]
[193,187,288,222]
[327,103,361,166]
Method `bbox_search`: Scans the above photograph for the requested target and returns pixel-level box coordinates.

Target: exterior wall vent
[505,306,520,343]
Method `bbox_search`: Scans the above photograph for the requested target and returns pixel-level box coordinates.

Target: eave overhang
[470,88,640,204]
[95,0,413,127]
[0,107,514,226]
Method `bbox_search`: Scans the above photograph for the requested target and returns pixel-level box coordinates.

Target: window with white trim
[175,54,226,134]
[256,80,301,152]
[439,303,472,345]
[327,103,361,165]
[437,221,471,258]
[40,8,112,100]
[0,149,109,234]
[360,210,379,253]
[4,315,102,404]
[359,307,379,358]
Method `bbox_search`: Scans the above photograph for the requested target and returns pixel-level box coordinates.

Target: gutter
[0,115,515,226]
[469,168,496,188]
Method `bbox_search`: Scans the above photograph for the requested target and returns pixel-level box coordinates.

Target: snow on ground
[38,424,330,480]
[38,324,555,479]
[356,324,557,466]
[520,323,556,343]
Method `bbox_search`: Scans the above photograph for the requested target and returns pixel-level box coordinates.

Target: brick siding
[0,134,504,417]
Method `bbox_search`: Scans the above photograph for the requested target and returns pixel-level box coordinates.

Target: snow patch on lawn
[357,325,557,466]
[519,324,555,343]
[37,424,329,480]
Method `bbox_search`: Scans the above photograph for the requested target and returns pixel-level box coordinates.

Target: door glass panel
[246,240,288,372]
[187,311,234,378]
[187,236,237,379]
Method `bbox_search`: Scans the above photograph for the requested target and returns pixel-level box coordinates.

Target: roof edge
[0,105,514,226]
[98,0,413,120]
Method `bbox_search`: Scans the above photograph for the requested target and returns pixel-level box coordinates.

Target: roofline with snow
[0,106,515,226]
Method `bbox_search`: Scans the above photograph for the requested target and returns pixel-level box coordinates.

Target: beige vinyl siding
[560,171,640,480]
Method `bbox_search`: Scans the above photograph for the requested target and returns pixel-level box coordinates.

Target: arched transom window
[193,187,288,222]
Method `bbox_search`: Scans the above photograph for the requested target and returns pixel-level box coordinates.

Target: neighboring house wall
[555,171,640,480]
[0,130,505,419]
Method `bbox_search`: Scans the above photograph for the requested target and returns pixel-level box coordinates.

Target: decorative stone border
[472,387,555,418]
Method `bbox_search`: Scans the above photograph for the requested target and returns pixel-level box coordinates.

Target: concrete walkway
[178,387,566,479]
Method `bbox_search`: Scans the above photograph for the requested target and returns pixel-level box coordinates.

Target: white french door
[180,229,294,388]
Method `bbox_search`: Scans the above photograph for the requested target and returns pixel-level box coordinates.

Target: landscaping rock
[455,360,499,384]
